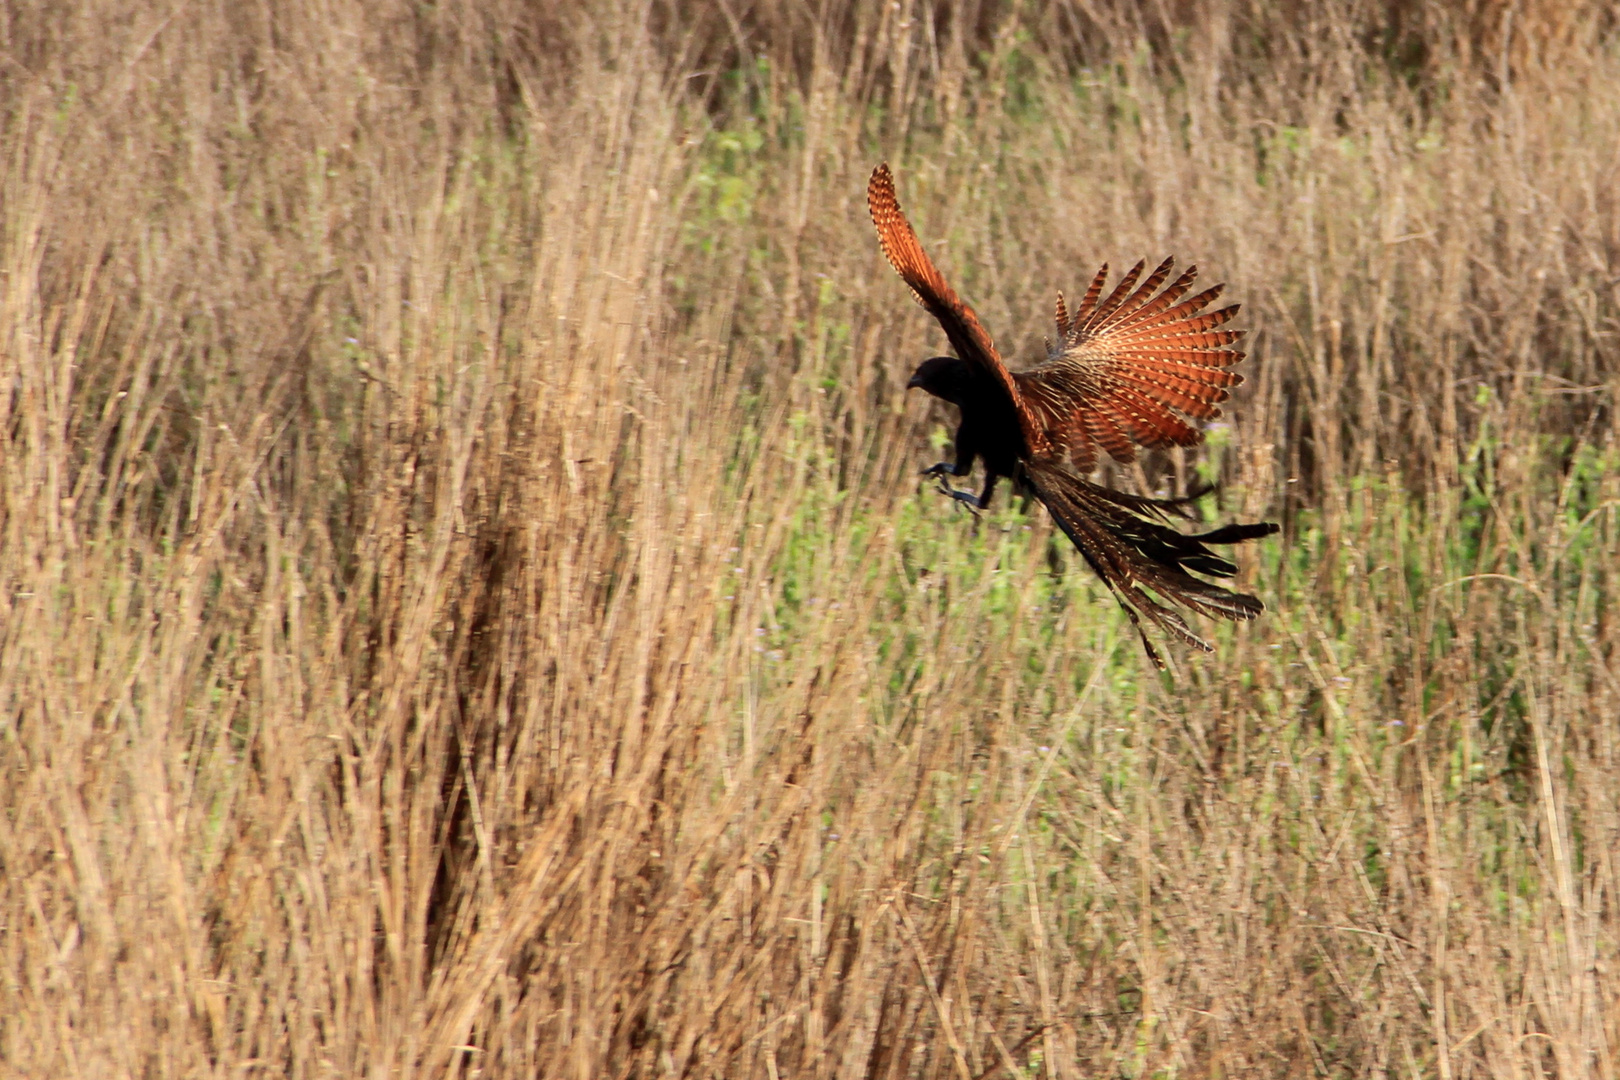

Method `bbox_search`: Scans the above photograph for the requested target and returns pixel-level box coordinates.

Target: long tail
[1021,460,1278,667]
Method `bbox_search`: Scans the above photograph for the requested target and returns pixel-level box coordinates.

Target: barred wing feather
[1016,257,1246,472]
[866,164,1039,444]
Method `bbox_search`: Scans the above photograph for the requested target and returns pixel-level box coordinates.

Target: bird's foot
[920,461,957,477]
[934,476,983,514]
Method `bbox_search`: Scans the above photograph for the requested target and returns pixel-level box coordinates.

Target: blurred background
[3,1,1619,1075]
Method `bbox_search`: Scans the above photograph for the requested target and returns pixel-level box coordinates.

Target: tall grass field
[4,1,1620,1076]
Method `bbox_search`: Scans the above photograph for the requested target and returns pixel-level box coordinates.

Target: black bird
[869,163,1279,666]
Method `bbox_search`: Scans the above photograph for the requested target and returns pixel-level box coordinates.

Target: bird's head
[906,356,974,405]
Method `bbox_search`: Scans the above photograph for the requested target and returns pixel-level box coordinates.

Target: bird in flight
[867,162,1278,666]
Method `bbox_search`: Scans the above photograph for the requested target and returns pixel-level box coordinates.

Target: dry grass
[4,1,1620,1076]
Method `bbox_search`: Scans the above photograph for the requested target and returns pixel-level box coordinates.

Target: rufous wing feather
[1015,257,1247,471]
[866,164,1031,425]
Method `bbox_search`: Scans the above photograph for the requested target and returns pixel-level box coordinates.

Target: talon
[920,461,954,477]
[935,476,983,513]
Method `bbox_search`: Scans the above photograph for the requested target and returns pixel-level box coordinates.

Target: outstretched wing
[1022,458,1276,668]
[1016,257,1245,472]
[867,164,1040,446]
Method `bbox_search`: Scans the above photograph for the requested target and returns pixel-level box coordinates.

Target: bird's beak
[906,374,923,389]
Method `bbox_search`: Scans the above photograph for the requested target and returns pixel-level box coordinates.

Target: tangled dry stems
[3,2,1619,1076]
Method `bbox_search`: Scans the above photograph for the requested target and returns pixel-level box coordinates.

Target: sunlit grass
[3,2,1619,1077]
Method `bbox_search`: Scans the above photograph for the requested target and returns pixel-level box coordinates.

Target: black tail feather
[1021,461,1277,668]
[1188,522,1280,546]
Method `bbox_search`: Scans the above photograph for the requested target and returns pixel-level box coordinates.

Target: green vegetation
[3,2,1619,1076]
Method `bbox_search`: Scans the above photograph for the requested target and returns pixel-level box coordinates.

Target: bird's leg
[923,425,989,509]
[921,426,975,479]
[972,471,1000,510]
